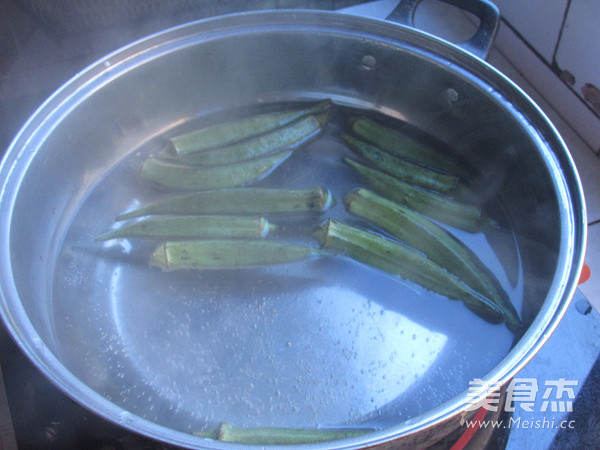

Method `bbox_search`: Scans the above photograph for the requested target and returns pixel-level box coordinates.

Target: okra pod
[341,133,459,193]
[140,150,291,190]
[312,219,504,324]
[351,117,468,176]
[169,100,332,155]
[345,158,494,232]
[194,422,373,445]
[344,189,520,330]
[151,239,321,271]
[116,186,335,221]
[95,215,274,242]
[177,115,322,166]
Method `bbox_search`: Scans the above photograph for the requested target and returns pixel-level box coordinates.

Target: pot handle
[386,0,500,60]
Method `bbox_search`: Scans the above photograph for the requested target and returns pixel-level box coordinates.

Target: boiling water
[52,103,522,434]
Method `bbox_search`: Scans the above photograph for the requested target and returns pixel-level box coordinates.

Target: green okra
[116,186,335,221]
[169,99,332,156]
[95,215,275,242]
[177,114,323,166]
[194,422,373,445]
[140,150,291,190]
[351,117,468,176]
[344,189,521,331]
[345,158,495,233]
[312,219,505,324]
[151,239,321,271]
[341,133,459,193]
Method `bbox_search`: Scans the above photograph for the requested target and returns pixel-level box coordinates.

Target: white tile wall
[493,0,567,62]
[488,39,600,224]
[491,0,600,154]
[555,0,600,116]
[493,19,600,153]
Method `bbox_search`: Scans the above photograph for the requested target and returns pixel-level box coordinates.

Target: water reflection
[308,286,448,413]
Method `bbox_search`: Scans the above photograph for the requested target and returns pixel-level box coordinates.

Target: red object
[579,262,591,285]
[450,405,489,450]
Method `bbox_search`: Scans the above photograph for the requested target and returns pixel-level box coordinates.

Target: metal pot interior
[0,11,585,449]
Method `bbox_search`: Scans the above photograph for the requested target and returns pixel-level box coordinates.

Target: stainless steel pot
[0,3,586,449]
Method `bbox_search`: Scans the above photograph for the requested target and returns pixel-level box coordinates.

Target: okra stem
[344,189,520,330]
[340,133,459,193]
[177,115,323,166]
[345,158,494,233]
[312,219,504,324]
[95,215,274,242]
[194,422,373,445]
[116,186,335,221]
[170,100,332,155]
[351,117,468,176]
[151,239,321,271]
[140,150,291,190]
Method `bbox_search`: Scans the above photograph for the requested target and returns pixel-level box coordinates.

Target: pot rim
[0,9,587,449]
